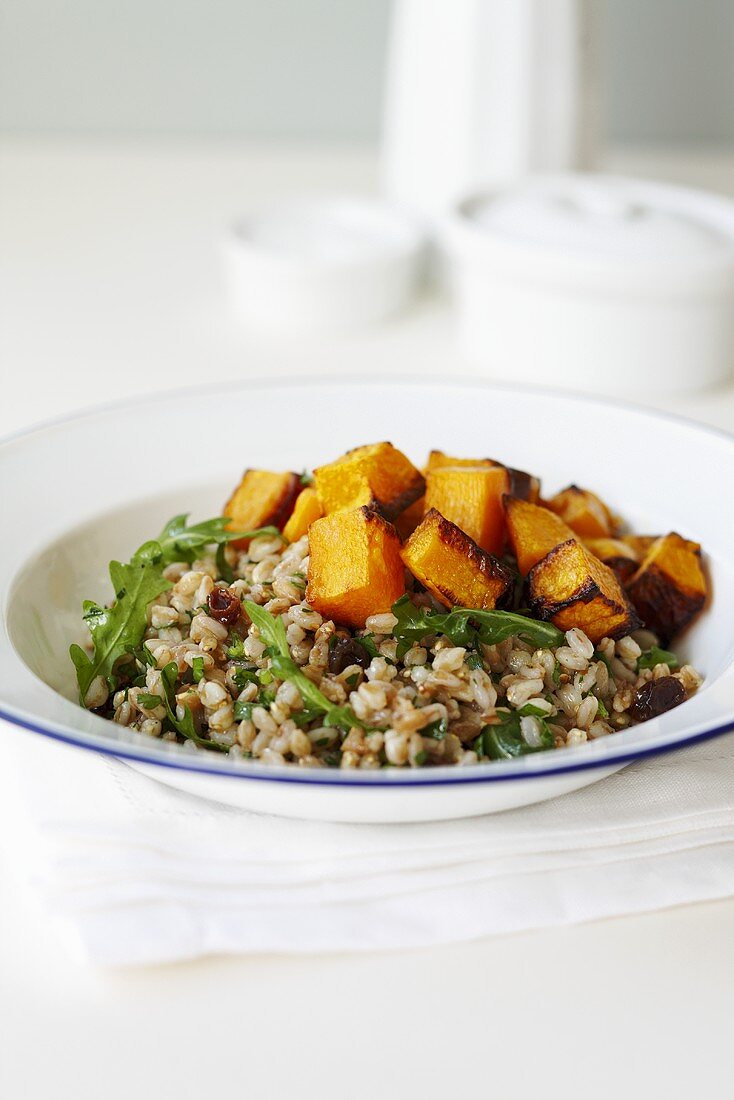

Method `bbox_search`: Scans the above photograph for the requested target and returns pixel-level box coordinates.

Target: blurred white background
[0,0,732,146]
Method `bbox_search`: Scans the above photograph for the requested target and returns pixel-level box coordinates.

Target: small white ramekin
[442,175,734,392]
[224,196,427,334]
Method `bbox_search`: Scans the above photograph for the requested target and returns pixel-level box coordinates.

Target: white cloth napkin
[6,727,734,967]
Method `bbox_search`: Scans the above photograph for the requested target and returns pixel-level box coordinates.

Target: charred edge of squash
[602,557,639,585]
[378,474,427,521]
[357,504,402,538]
[270,473,303,530]
[420,509,514,607]
[506,467,539,502]
[527,540,642,638]
[626,563,706,644]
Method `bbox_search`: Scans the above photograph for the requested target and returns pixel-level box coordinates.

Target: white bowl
[1,380,733,822]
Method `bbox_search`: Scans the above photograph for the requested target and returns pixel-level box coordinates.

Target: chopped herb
[227,633,246,660]
[552,660,562,686]
[257,668,274,686]
[638,646,679,671]
[390,595,565,659]
[137,691,162,710]
[244,600,367,731]
[474,710,555,760]
[596,696,609,718]
[345,672,360,688]
[517,703,548,717]
[231,665,258,689]
[192,656,205,683]
[421,716,448,740]
[299,470,314,487]
[356,633,380,660]
[465,651,483,670]
[414,750,428,766]
[234,700,254,722]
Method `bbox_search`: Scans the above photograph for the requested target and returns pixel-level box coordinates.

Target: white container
[443,175,734,393]
[381,0,598,220]
[224,197,427,334]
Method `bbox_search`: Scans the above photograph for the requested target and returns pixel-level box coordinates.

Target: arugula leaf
[138,691,163,710]
[244,600,365,731]
[215,542,235,584]
[71,513,280,707]
[155,514,281,565]
[159,662,228,751]
[390,595,565,658]
[638,646,679,671]
[70,542,172,705]
[474,710,555,760]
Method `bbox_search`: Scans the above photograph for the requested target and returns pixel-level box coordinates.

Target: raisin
[328,635,371,674]
[207,585,241,626]
[629,675,685,722]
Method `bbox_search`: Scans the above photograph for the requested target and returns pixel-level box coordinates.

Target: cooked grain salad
[70,443,707,768]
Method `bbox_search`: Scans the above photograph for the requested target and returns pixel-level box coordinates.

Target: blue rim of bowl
[0,702,732,786]
[2,375,733,789]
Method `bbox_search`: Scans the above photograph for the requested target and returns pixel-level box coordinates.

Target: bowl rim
[2,374,733,789]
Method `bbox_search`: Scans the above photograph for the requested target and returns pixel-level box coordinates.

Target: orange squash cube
[584,537,640,584]
[425,464,510,556]
[306,507,405,628]
[394,495,425,541]
[313,442,425,520]
[504,497,578,577]
[546,485,615,538]
[626,532,707,642]
[224,469,301,548]
[528,539,641,644]
[282,487,323,543]
[427,450,496,471]
[401,509,513,610]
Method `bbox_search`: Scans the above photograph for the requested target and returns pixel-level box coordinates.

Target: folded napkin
[5,726,734,966]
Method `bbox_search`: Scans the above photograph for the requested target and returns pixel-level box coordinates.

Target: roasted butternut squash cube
[528,539,641,644]
[625,532,707,642]
[306,507,405,628]
[427,450,496,471]
[282,487,323,543]
[505,467,541,504]
[428,452,540,504]
[504,497,577,577]
[313,442,425,520]
[401,509,513,610]
[622,534,659,559]
[425,464,509,556]
[394,495,425,541]
[584,537,640,584]
[546,485,615,538]
[224,469,301,548]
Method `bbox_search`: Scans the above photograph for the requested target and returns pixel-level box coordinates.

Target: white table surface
[2,138,734,1100]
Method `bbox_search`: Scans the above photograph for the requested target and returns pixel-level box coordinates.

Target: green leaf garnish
[244,600,365,731]
[390,595,565,658]
[155,514,281,566]
[474,709,555,760]
[71,513,279,708]
[421,716,448,740]
[191,656,205,683]
[159,662,227,751]
[70,542,172,705]
[596,696,609,718]
[137,691,163,710]
[638,646,679,671]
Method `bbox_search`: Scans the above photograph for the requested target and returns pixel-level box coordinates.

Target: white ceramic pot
[443,175,734,393]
